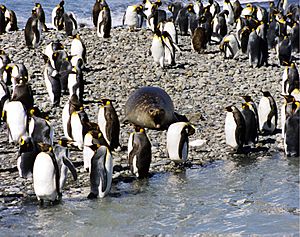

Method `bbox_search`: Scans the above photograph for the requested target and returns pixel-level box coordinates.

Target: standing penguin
[290,23,299,53]
[225,105,246,152]
[277,36,292,66]
[70,34,87,64]
[2,101,28,144]
[247,29,261,68]
[281,94,296,138]
[242,95,259,132]
[11,80,34,112]
[212,10,228,39]
[63,13,78,36]
[220,33,240,59]
[4,7,18,32]
[159,20,178,44]
[238,26,251,54]
[92,0,108,27]
[150,29,165,68]
[44,60,61,107]
[128,127,152,178]
[10,63,29,89]
[24,9,42,49]
[258,91,278,134]
[123,5,145,31]
[17,136,39,179]
[175,5,189,36]
[168,2,183,22]
[70,109,90,150]
[241,102,258,145]
[33,3,47,31]
[88,145,113,198]
[284,104,300,157]
[67,66,84,102]
[97,6,111,38]
[223,0,235,25]
[0,7,5,34]
[282,63,299,95]
[28,107,54,145]
[33,144,61,204]
[54,138,77,190]
[162,31,178,67]
[52,0,65,30]
[97,99,120,150]
[166,122,195,164]
[256,23,268,67]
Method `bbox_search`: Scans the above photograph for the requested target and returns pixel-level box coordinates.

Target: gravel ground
[0,26,298,206]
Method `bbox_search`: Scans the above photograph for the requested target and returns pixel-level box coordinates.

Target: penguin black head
[35,3,41,8]
[225,106,233,112]
[281,94,295,104]
[57,137,70,147]
[242,103,250,110]
[220,10,229,16]
[187,4,195,13]
[29,107,50,120]
[262,91,271,97]
[208,0,214,5]
[242,95,253,103]
[99,99,115,106]
[0,5,6,12]
[19,136,34,153]
[32,9,37,17]
[69,94,83,109]
[59,0,65,7]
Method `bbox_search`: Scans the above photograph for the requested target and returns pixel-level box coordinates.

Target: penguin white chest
[125,8,138,27]
[258,97,275,132]
[97,11,105,37]
[151,37,164,67]
[71,39,83,58]
[68,73,78,97]
[33,153,57,201]
[225,112,238,148]
[71,112,84,150]
[98,107,109,144]
[62,102,72,140]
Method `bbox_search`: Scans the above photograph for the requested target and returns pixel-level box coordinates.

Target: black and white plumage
[0,80,9,124]
[97,99,120,150]
[282,63,299,95]
[175,6,189,36]
[97,6,111,38]
[70,34,87,64]
[247,29,261,68]
[33,3,47,31]
[168,1,183,22]
[92,0,109,27]
[10,63,29,89]
[241,103,258,145]
[258,91,278,134]
[123,5,145,30]
[33,144,61,204]
[67,66,84,102]
[128,128,152,178]
[24,10,42,49]
[225,105,246,151]
[52,0,65,30]
[11,81,34,112]
[276,36,292,66]
[88,145,113,198]
[63,12,78,36]
[44,60,61,107]
[166,122,195,164]
[220,33,240,59]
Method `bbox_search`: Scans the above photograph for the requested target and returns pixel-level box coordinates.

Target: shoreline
[0,26,296,205]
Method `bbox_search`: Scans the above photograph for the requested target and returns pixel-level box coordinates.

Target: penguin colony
[0,0,299,204]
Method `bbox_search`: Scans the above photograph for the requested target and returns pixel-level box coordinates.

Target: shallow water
[1,153,299,236]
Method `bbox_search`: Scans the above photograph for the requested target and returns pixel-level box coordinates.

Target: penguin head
[19,136,34,153]
[35,3,41,8]
[225,106,234,112]
[32,9,37,17]
[242,102,250,110]
[37,143,53,152]
[69,94,83,109]
[0,5,6,12]
[0,50,6,55]
[59,0,65,8]
[187,4,195,13]
[281,94,295,104]
[262,91,271,97]
[242,95,253,103]
[168,4,173,12]
[208,0,214,5]
[57,138,70,147]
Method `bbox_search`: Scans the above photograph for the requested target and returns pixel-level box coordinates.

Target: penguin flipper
[49,152,61,199]
[62,156,77,181]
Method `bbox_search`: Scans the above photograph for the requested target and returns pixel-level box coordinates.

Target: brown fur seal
[124,86,188,130]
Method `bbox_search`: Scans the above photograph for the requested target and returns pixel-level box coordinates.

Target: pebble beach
[0,25,296,206]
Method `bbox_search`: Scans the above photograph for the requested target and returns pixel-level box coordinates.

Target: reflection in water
[1,152,299,236]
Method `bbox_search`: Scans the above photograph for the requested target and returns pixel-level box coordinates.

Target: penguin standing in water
[63,13,78,36]
[54,138,77,190]
[166,122,195,164]
[93,0,108,27]
[284,103,300,157]
[17,136,39,179]
[2,101,28,144]
[277,36,292,66]
[70,34,87,64]
[97,99,120,150]
[220,33,240,59]
[11,80,34,112]
[44,59,61,107]
[258,91,278,134]
[123,5,145,31]
[52,0,65,30]
[97,6,111,38]
[33,144,61,204]
[242,95,259,132]
[241,103,258,145]
[24,9,42,49]
[67,66,84,102]
[225,105,246,152]
[33,3,47,31]
[88,145,113,198]
[128,127,152,178]
[28,107,54,145]
[282,63,299,95]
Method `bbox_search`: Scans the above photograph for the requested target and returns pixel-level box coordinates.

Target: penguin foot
[87,192,98,199]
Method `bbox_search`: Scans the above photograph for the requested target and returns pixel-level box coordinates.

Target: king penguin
[284,102,300,157]
[63,12,78,37]
[33,3,47,31]
[277,36,292,66]
[220,33,240,59]
[67,66,84,103]
[2,100,28,144]
[258,91,278,134]
[225,105,246,152]
[44,59,61,107]
[17,136,39,179]
[223,0,235,25]
[88,145,113,198]
[97,6,111,38]
[242,95,259,133]
[241,102,258,145]
[150,29,165,68]
[97,99,120,150]
[24,9,42,49]
[280,94,295,138]
[70,34,87,64]
[11,80,34,112]
[282,62,299,95]
[28,107,54,145]
[166,122,195,164]
[128,127,152,178]
[33,143,61,204]
[54,138,77,190]
[123,5,145,31]
[93,0,108,27]
[52,0,65,30]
